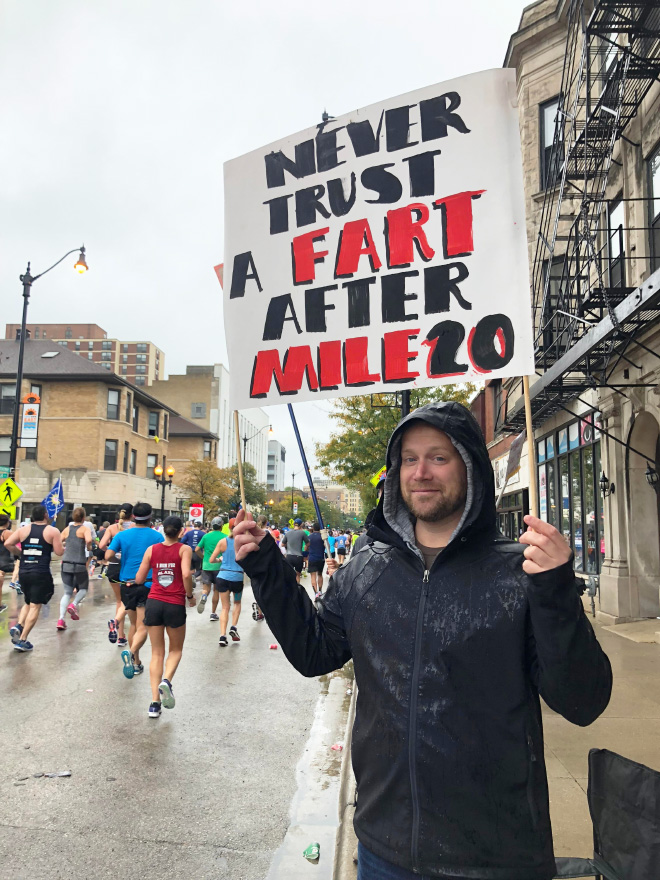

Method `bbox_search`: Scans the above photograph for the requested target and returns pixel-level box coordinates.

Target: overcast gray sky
[0,0,526,482]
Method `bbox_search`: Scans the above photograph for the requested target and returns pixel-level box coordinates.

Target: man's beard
[402,484,467,523]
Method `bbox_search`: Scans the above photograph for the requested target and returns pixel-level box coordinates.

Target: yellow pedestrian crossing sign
[0,478,22,508]
[0,503,17,521]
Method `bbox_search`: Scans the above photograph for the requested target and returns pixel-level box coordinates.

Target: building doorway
[627,411,660,617]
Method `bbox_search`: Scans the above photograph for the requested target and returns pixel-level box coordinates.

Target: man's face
[399,423,467,524]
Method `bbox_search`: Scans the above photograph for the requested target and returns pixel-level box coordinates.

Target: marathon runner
[194,517,225,618]
[6,505,64,651]
[135,515,195,718]
[208,518,244,646]
[57,507,93,630]
[99,504,134,647]
[181,520,205,584]
[106,502,163,678]
[281,518,307,584]
[0,513,14,614]
[307,522,326,600]
[335,530,348,565]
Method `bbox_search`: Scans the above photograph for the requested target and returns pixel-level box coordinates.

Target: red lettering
[291,227,330,284]
[335,219,382,276]
[250,347,319,397]
[318,340,342,389]
[382,329,420,382]
[386,203,435,267]
[344,337,380,385]
[433,190,485,257]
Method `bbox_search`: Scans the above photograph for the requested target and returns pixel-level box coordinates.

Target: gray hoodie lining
[383,432,474,566]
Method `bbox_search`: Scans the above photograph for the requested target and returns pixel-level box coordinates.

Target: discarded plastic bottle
[303,842,320,861]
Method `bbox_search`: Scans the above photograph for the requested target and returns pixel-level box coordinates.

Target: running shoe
[197,592,208,615]
[132,656,144,675]
[13,640,34,652]
[108,619,118,644]
[121,650,135,679]
[0,604,7,614]
[229,626,240,642]
[158,678,175,709]
[67,603,79,621]
[209,612,219,621]
[251,602,264,621]
[219,635,228,647]
[148,701,162,718]
[10,623,23,644]
[56,618,67,631]
[117,637,128,648]
[315,591,322,600]
[97,572,104,579]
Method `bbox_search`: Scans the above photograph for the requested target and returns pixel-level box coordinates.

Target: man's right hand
[233,510,267,561]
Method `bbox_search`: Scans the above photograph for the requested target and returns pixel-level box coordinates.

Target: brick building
[167,415,219,491]
[0,339,182,522]
[4,323,164,388]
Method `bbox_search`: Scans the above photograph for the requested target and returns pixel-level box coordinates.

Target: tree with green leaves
[218,462,267,511]
[316,387,477,511]
[179,459,232,515]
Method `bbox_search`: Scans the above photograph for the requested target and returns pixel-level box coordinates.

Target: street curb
[333,685,358,880]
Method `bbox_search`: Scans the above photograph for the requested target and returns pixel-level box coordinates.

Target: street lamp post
[10,246,88,477]
[242,424,273,464]
[153,465,176,519]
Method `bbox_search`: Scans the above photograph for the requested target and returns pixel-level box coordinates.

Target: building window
[608,198,625,287]
[25,446,37,461]
[122,343,128,352]
[135,365,147,373]
[75,341,80,350]
[650,145,660,270]
[148,411,159,437]
[130,448,137,475]
[101,351,112,361]
[0,385,16,415]
[104,364,112,371]
[65,327,72,338]
[136,343,148,353]
[88,352,94,360]
[203,440,212,460]
[541,257,566,353]
[540,97,561,189]
[34,326,40,338]
[123,441,129,473]
[132,405,139,432]
[88,341,94,350]
[147,453,157,475]
[122,354,128,363]
[136,354,147,363]
[104,440,118,471]
[163,413,168,440]
[492,380,503,432]
[0,436,10,466]
[125,392,132,422]
[121,365,127,374]
[135,376,146,386]
[102,340,112,350]
[191,402,206,419]
[107,389,120,420]
[31,384,41,399]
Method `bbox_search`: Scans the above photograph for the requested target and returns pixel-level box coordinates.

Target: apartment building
[267,439,286,491]
[0,339,181,522]
[4,323,164,387]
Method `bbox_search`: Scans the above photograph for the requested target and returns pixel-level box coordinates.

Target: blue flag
[43,478,64,519]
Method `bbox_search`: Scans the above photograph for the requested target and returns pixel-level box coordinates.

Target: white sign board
[223,68,533,410]
[189,504,204,522]
[20,403,40,448]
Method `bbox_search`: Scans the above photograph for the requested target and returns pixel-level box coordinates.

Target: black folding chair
[554,748,660,879]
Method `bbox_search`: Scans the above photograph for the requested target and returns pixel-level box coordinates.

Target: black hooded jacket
[240,402,612,880]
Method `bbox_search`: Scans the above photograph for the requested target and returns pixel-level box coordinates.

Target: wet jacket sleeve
[526,559,612,726]
[239,533,352,678]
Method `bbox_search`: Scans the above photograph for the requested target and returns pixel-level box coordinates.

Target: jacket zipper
[409,567,429,872]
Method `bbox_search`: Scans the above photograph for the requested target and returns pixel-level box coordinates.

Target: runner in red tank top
[136,516,195,718]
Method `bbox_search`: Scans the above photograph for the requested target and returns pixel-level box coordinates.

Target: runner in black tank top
[0,512,13,614]
[5,504,64,652]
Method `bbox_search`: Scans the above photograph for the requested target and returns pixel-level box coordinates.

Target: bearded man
[233,402,612,880]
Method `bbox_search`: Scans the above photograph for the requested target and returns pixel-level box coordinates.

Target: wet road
[0,568,333,879]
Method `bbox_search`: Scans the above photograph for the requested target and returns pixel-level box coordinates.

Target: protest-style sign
[223,68,533,410]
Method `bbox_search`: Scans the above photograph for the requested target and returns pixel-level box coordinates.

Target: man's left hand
[519,515,572,576]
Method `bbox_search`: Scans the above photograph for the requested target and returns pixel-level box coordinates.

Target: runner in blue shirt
[106,502,163,679]
[181,522,205,583]
[335,531,348,565]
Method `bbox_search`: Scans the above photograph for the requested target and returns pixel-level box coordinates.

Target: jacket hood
[370,401,496,553]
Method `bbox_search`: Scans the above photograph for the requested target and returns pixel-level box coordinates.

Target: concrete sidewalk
[334,605,660,878]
